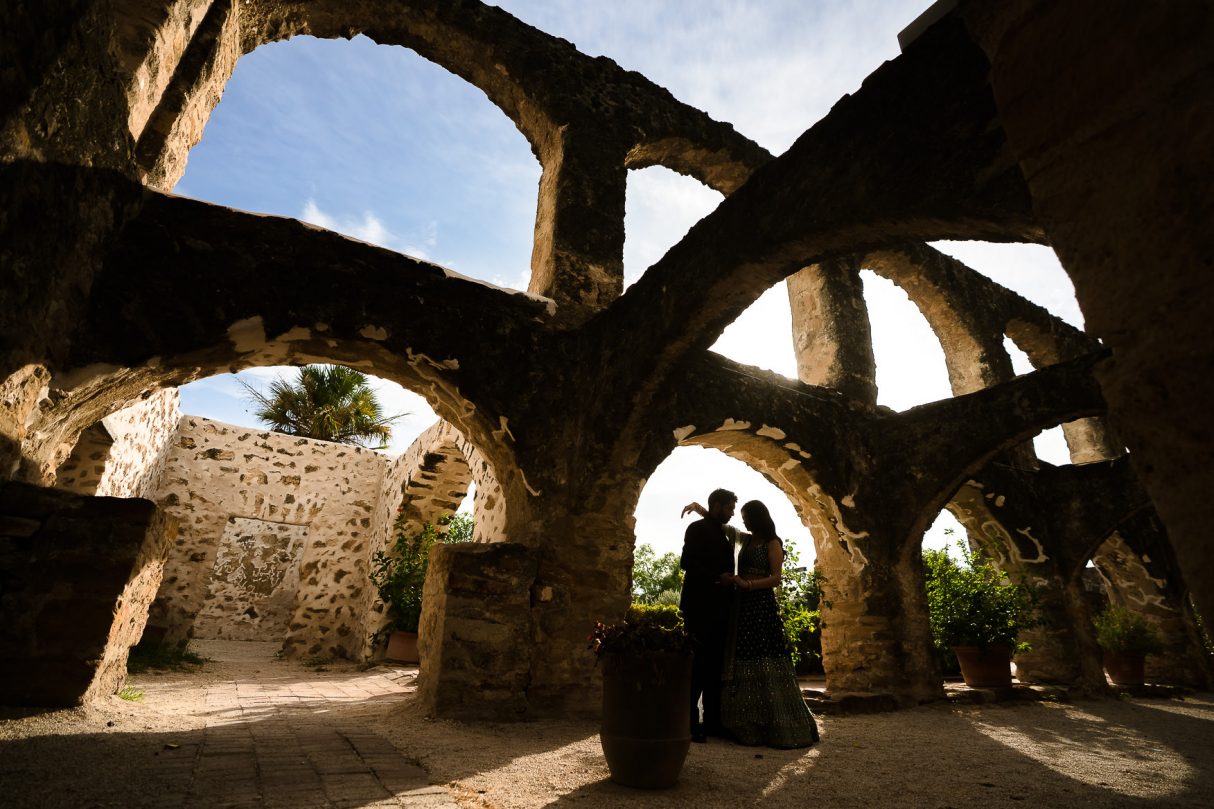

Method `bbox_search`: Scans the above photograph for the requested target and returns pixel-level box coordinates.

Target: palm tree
[240,365,402,448]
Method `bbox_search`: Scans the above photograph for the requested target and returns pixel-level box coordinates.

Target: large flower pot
[952,645,1013,688]
[386,630,419,663]
[600,651,692,789]
[1103,651,1145,686]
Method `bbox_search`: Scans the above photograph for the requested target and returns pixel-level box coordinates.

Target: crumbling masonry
[2,1,1212,717]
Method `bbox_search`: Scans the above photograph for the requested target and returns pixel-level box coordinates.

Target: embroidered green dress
[720,538,820,748]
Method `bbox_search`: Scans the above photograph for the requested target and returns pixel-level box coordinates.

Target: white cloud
[624,166,723,285]
[302,198,441,260]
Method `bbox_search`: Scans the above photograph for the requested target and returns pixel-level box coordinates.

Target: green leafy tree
[241,364,401,448]
[777,543,826,671]
[443,512,475,544]
[632,543,684,604]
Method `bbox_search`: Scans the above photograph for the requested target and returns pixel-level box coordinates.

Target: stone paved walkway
[141,641,459,809]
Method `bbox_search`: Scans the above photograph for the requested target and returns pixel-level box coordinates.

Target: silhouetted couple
[679,488,819,748]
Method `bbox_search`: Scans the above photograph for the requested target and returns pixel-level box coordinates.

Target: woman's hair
[741,500,778,541]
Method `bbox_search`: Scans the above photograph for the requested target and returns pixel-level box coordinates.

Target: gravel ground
[2,649,1211,809]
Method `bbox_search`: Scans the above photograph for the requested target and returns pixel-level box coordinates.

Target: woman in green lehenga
[720,500,820,748]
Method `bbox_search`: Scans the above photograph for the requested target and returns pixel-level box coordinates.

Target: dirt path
[2,643,1212,808]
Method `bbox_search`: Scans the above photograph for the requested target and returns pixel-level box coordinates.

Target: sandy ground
[2,645,1212,808]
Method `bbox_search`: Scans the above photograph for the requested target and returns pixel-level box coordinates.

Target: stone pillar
[815,523,941,705]
[529,131,628,325]
[786,257,878,405]
[962,0,1214,629]
[0,481,173,706]
[416,542,538,720]
[522,509,635,717]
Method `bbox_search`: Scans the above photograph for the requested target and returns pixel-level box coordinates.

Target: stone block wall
[417,542,538,720]
[94,388,182,498]
[150,416,390,658]
[0,481,172,706]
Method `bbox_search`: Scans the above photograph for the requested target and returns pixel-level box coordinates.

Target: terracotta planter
[1103,651,1145,686]
[952,645,1013,688]
[600,651,692,789]
[385,630,419,663]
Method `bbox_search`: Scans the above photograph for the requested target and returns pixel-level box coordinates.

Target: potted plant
[1093,606,1164,686]
[589,603,694,789]
[923,543,1038,688]
[370,514,474,662]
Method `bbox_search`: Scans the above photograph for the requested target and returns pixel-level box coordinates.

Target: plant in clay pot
[370,513,473,662]
[589,603,693,789]
[1093,606,1164,686]
[923,542,1038,688]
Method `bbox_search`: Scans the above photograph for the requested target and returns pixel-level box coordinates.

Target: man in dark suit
[679,488,737,742]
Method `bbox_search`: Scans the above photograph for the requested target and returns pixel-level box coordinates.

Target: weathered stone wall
[55,389,181,497]
[149,415,390,657]
[191,516,310,642]
[417,542,538,720]
[0,481,173,706]
[1094,530,1210,688]
[92,388,182,498]
[53,422,115,496]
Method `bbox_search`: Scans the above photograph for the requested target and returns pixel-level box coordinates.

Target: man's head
[707,488,737,521]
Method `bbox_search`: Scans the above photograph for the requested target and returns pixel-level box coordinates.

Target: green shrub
[370,513,474,634]
[118,684,144,701]
[588,603,692,658]
[1093,606,1165,655]
[923,542,1038,652]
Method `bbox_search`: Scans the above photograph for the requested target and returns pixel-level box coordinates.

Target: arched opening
[1083,517,1211,688]
[633,445,824,682]
[859,269,951,410]
[45,363,508,670]
[174,34,542,290]
[930,241,1084,329]
[1002,336,1070,464]
[623,166,722,289]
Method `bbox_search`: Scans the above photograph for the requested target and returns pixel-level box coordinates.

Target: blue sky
[173,1,1084,561]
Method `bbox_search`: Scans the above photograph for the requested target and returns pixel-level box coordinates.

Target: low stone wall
[0,481,172,706]
[417,542,538,720]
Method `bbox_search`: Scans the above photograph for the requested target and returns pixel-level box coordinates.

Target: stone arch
[678,424,894,697]
[1088,518,1211,688]
[1004,320,1122,464]
[863,246,1013,398]
[114,0,769,325]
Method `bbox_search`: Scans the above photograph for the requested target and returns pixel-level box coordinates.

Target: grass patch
[128,641,208,673]
[118,684,144,701]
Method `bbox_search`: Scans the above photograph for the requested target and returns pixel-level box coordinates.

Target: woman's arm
[681,501,706,518]
[736,539,785,591]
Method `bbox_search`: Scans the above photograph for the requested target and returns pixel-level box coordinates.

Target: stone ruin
[1,1,1212,718]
